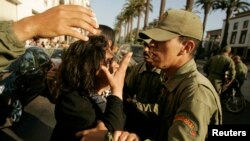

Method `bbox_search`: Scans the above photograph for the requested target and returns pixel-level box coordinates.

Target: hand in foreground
[75,120,140,141]
[113,131,140,141]
[75,121,108,141]
[13,5,99,42]
[101,52,132,100]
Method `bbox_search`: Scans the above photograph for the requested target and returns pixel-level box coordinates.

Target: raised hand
[13,5,99,42]
[101,52,132,100]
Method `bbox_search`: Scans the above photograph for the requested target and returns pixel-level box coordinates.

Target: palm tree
[143,0,153,30]
[195,0,216,40]
[134,0,146,42]
[159,0,166,21]
[186,0,194,12]
[213,0,250,48]
[117,11,127,41]
[114,13,125,43]
[123,1,135,42]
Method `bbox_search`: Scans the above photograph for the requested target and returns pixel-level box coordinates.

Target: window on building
[230,31,237,44]
[233,22,238,30]
[239,30,247,44]
[243,20,249,28]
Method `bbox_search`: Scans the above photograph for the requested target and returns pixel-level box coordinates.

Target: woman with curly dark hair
[50,35,132,141]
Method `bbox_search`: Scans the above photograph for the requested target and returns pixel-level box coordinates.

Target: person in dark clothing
[123,38,163,140]
[50,36,132,141]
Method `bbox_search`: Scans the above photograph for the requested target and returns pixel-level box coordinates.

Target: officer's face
[143,42,153,63]
[149,37,183,71]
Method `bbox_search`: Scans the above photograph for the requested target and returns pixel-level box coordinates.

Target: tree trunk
[143,0,150,30]
[220,8,232,48]
[118,24,122,43]
[186,0,194,12]
[202,6,210,40]
[129,16,133,42]
[159,0,166,21]
[126,19,130,41]
[136,10,141,42]
[124,22,127,41]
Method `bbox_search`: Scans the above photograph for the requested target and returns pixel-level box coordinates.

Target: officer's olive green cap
[139,9,203,41]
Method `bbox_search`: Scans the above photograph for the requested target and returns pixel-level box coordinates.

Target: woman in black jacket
[50,36,132,141]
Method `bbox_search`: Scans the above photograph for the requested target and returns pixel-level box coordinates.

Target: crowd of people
[25,37,70,49]
[0,4,249,141]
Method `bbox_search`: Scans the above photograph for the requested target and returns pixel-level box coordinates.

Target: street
[0,60,250,141]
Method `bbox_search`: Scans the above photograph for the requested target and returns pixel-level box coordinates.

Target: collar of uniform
[152,67,162,74]
[138,61,161,74]
[164,59,197,92]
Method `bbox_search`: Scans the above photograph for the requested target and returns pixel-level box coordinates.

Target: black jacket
[50,89,125,141]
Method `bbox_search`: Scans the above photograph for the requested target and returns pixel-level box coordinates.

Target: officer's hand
[113,131,140,141]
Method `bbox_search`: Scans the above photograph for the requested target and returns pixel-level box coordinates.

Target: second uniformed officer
[203,45,236,94]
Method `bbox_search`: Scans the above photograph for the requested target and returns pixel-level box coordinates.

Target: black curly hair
[59,36,108,96]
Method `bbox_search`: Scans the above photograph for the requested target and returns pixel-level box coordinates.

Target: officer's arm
[168,87,215,141]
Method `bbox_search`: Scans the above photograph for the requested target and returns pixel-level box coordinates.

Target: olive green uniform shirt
[235,60,248,85]
[124,61,163,140]
[204,54,235,94]
[157,59,222,141]
[0,21,25,71]
[125,61,163,105]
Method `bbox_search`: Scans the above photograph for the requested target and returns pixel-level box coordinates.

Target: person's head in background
[138,38,153,64]
[97,24,119,73]
[233,55,241,63]
[221,45,232,56]
[59,35,114,95]
[96,24,116,53]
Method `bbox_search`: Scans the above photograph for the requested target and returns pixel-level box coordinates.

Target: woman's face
[96,47,118,88]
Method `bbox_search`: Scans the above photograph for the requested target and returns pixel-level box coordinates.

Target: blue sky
[90,0,226,34]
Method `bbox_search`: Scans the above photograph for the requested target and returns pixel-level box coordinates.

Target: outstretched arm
[12,5,99,42]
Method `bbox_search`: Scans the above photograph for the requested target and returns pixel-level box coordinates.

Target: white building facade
[221,10,250,60]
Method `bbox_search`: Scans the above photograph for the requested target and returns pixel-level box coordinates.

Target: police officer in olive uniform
[124,38,163,140]
[203,45,236,94]
[233,55,248,88]
[0,21,25,72]
[139,9,222,141]
[0,21,25,124]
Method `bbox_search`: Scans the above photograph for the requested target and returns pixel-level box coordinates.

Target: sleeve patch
[174,115,197,137]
